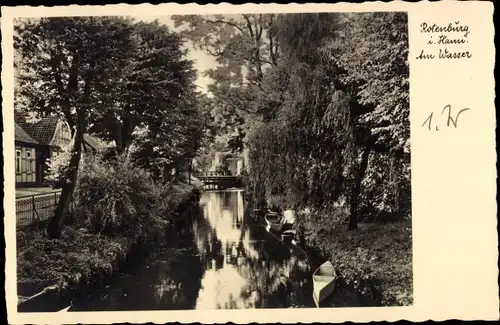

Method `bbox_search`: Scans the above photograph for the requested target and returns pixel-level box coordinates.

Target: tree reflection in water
[70,190,313,311]
[193,190,314,309]
[70,222,205,311]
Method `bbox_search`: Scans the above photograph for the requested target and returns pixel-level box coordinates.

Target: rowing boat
[312,261,336,307]
[264,213,287,232]
[281,229,296,241]
[58,305,72,312]
[252,209,267,221]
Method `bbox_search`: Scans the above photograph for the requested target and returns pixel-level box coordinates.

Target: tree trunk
[47,65,92,239]
[46,120,85,239]
[115,121,124,153]
[391,151,403,219]
[188,161,192,185]
[348,144,372,231]
[114,117,136,155]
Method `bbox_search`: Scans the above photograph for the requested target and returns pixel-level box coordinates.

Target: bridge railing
[196,171,241,177]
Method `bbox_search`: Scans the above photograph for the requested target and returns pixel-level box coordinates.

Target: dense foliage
[17,225,130,297]
[44,150,74,188]
[302,220,413,306]
[73,154,169,241]
[243,12,411,229]
[174,12,410,229]
[17,153,198,298]
[180,12,412,305]
[15,12,412,306]
[15,17,205,237]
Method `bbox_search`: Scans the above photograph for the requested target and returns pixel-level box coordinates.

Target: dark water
[70,190,316,311]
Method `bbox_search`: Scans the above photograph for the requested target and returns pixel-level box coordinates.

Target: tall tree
[323,12,410,227]
[172,14,280,132]
[245,12,410,230]
[323,12,410,155]
[130,89,204,181]
[89,20,198,155]
[15,17,136,238]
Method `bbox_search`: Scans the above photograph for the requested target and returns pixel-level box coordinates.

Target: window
[26,150,33,173]
[15,150,21,173]
[26,151,32,172]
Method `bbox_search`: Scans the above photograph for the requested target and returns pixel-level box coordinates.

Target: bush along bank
[17,155,202,311]
[295,209,413,307]
[244,187,412,307]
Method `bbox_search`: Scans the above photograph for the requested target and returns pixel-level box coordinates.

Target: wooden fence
[15,191,75,227]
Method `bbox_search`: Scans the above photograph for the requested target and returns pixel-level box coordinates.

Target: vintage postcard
[2,2,497,324]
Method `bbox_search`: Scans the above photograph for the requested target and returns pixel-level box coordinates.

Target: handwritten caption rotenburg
[416,22,472,60]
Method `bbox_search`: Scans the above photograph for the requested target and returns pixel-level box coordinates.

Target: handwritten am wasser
[417,21,472,60]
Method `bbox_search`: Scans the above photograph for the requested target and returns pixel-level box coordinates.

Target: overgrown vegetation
[16,13,413,307]
[15,17,204,238]
[74,154,169,240]
[17,225,130,298]
[300,216,413,306]
[176,12,412,306]
[17,153,198,299]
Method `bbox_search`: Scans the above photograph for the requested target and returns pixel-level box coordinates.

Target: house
[226,157,245,176]
[212,152,246,176]
[14,122,41,186]
[14,111,108,188]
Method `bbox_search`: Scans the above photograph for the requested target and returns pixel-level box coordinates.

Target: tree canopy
[15,17,205,237]
[186,12,412,230]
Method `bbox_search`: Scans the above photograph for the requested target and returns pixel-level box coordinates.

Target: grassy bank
[16,182,199,301]
[303,219,413,306]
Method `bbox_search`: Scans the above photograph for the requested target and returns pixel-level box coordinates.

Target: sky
[134,15,218,93]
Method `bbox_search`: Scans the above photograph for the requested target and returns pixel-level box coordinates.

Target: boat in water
[312,261,337,307]
[252,208,267,221]
[58,304,72,312]
[281,229,296,242]
[264,212,290,232]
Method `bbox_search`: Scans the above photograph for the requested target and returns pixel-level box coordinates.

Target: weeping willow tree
[247,13,357,228]
[246,11,410,231]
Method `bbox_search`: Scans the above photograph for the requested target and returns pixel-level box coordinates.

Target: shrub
[297,204,351,241]
[44,149,74,188]
[16,226,130,297]
[358,153,411,222]
[73,153,172,241]
[302,219,413,306]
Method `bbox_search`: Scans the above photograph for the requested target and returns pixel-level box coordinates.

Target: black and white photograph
[10,9,413,313]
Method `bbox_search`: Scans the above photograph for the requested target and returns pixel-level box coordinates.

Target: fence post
[32,195,36,224]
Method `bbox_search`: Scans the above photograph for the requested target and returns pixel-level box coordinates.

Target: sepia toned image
[2,2,497,324]
[12,11,411,312]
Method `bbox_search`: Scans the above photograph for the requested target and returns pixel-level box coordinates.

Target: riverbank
[301,219,413,307]
[16,182,201,309]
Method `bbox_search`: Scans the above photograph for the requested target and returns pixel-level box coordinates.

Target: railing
[196,171,231,177]
[15,191,74,227]
[196,172,244,190]
[196,171,245,178]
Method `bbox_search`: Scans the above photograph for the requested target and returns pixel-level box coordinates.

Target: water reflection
[70,190,314,311]
[193,190,313,309]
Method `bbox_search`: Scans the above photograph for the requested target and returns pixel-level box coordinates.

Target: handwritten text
[416,21,472,61]
[421,105,471,131]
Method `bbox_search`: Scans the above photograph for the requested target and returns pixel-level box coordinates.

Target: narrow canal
[69,190,316,310]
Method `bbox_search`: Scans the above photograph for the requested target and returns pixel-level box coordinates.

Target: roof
[15,123,39,145]
[14,111,59,145]
[15,110,113,151]
[84,134,107,151]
